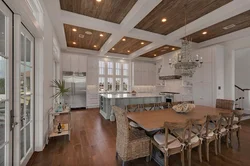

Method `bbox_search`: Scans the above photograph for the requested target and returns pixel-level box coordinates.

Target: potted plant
[50,80,70,105]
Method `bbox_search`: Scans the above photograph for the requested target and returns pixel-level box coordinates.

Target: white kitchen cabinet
[62,53,87,72]
[192,45,224,107]
[62,53,71,71]
[132,61,156,86]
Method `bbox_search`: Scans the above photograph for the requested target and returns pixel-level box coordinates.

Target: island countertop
[100,93,163,99]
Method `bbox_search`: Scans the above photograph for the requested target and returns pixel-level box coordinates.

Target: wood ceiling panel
[108,37,151,55]
[64,24,111,50]
[140,45,180,58]
[185,10,250,43]
[135,0,232,35]
[60,0,137,24]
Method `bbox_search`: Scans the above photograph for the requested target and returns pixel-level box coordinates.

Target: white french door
[13,23,34,166]
[0,1,13,166]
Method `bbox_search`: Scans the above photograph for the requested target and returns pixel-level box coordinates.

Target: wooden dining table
[127,105,232,131]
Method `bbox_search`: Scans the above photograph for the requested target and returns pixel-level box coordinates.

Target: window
[116,63,121,76]
[98,60,130,92]
[107,62,113,75]
[107,78,113,91]
[99,77,105,91]
[123,63,129,76]
[123,78,129,91]
[99,61,105,75]
[115,78,121,91]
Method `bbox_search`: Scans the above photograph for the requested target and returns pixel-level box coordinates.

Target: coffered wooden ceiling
[135,0,232,35]
[140,45,180,58]
[60,0,137,24]
[64,24,111,50]
[108,37,151,55]
[185,10,250,43]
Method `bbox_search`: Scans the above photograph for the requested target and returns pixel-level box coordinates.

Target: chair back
[206,115,221,137]
[231,109,244,126]
[126,104,141,112]
[191,116,207,139]
[156,102,170,110]
[216,99,234,110]
[112,106,130,144]
[219,112,234,130]
[143,103,155,111]
[164,120,191,149]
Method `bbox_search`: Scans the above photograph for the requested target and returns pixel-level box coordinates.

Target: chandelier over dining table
[168,3,203,77]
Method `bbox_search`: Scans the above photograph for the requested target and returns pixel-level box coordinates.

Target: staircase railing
[235,85,245,110]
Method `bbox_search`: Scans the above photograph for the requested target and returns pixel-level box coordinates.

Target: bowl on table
[172,103,195,114]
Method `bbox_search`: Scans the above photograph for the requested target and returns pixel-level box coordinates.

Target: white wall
[221,35,250,100]
[235,48,250,89]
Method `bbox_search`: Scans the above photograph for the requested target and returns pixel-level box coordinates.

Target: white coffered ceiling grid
[43,0,250,59]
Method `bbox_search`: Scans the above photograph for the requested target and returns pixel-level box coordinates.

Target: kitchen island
[99,93,165,121]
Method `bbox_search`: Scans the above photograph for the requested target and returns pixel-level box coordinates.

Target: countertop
[100,93,163,99]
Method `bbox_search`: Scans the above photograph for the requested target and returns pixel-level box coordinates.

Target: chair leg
[181,150,185,166]
[116,152,118,159]
[226,133,229,148]
[122,161,127,166]
[229,132,233,148]
[188,148,191,166]
[164,153,169,166]
[237,130,240,148]
[206,141,210,161]
[215,139,218,155]
[150,141,153,161]
[218,137,221,154]
[198,144,202,163]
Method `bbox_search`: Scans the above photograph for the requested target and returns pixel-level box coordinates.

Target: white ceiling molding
[44,0,250,60]
[198,27,250,48]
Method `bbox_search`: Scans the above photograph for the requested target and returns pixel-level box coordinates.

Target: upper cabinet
[132,61,156,86]
[62,53,87,72]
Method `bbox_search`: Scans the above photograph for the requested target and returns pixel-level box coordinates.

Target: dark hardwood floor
[27,109,250,166]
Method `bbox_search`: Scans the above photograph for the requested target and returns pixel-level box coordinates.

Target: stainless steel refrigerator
[63,71,86,109]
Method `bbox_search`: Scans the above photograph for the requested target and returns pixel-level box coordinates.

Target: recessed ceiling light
[72,28,77,32]
[202,31,207,35]
[122,38,126,41]
[73,42,76,45]
[106,56,109,58]
[154,54,157,57]
[96,0,102,2]
[85,31,92,35]
[172,48,175,50]
[94,45,97,48]
[79,34,84,38]
[127,50,130,53]
[141,42,144,45]
[100,33,104,37]
[112,48,115,50]
[161,18,167,23]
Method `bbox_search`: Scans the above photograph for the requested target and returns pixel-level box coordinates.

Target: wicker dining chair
[143,103,155,111]
[152,120,190,166]
[204,115,221,161]
[216,99,234,110]
[155,102,171,110]
[188,116,207,165]
[112,106,151,165]
[230,109,244,147]
[126,104,141,128]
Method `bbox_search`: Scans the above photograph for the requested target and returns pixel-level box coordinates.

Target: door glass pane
[25,96,31,124]
[26,124,30,152]
[26,38,31,65]
[20,64,25,95]
[115,78,121,91]
[0,11,5,56]
[25,66,31,94]
[20,34,25,64]
[20,129,24,160]
[0,57,6,100]
[107,78,113,91]
[0,101,5,146]
[0,147,4,166]
[20,96,25,128]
